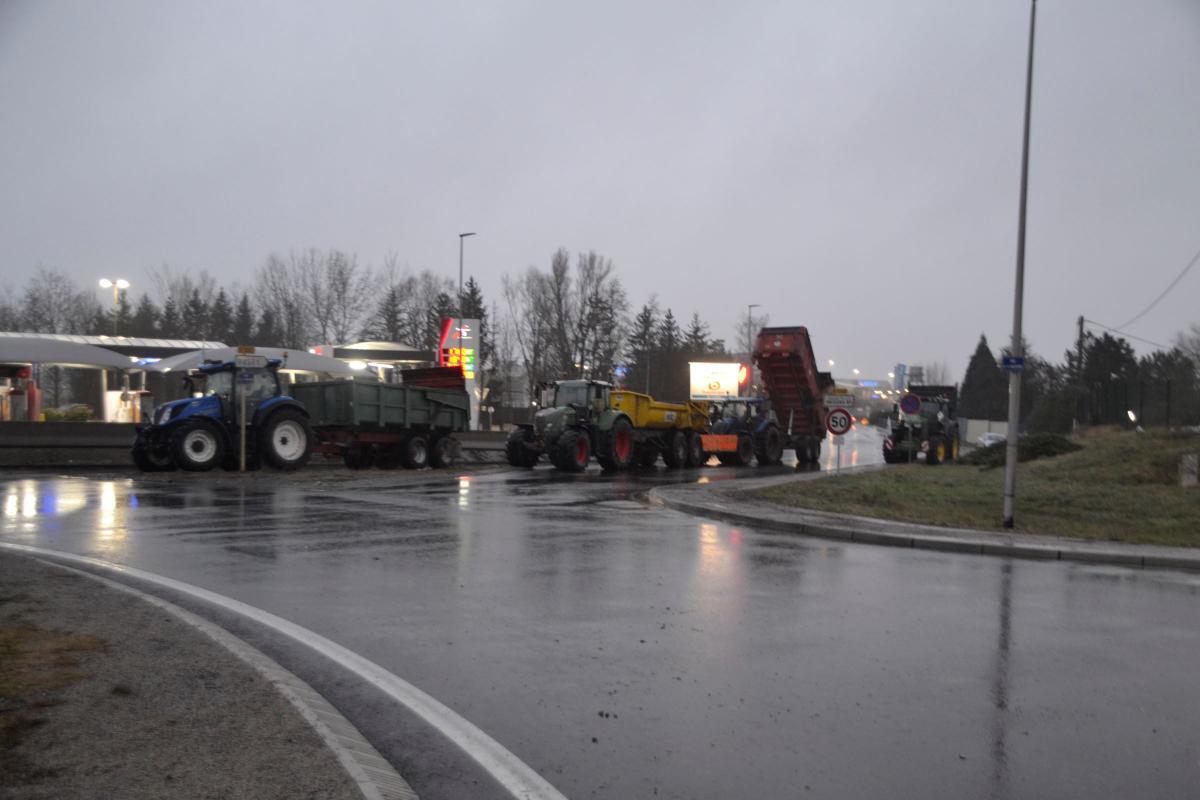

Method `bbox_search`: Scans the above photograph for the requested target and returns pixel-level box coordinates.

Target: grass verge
[0,602,105,781]
[756,427,1200,547]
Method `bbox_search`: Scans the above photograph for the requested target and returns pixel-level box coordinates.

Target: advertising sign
[689,362,741,400]
[440,317,481,429]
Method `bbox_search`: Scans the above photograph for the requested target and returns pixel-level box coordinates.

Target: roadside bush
[42,405,93,422]
[960,433,1082,468]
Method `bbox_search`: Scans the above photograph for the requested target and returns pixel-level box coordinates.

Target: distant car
[976,432,1006,448]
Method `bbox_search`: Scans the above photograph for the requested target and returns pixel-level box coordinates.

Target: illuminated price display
[439,317,480,380]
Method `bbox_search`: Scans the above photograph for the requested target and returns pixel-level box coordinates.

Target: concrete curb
[30,554,419,800]
[648,479,1200,574]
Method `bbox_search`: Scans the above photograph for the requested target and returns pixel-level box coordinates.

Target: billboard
[689,362,741,400]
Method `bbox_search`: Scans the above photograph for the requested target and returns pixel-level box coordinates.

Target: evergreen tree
[182,288,209,338]
[362,287,403,341]
[656,309,687,399]
[129,293,160,338]
[457,276,492,372]
[160,297,181,338]
[658,308,680,352]
[684,312,711,355]
[207,289,234,343]
[424,291,458,352]
[625,302,659,394]
[959,334,1006,419]
[231,293,255,345]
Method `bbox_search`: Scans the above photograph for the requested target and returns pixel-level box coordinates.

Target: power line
[1084,318,1170,350]
[1114,243,1200,330]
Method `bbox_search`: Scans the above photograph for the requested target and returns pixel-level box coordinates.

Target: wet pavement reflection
[3,427,1199,799]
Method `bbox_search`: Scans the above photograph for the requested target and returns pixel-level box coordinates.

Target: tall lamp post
[746,304,760,395]
[458,232,476,299]
[1003,0,1038,528]
[99,278,130,336]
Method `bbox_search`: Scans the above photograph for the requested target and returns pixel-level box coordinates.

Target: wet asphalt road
[3,427,1200,799]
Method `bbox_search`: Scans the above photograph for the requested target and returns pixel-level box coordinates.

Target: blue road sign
[1002,356,1025,373]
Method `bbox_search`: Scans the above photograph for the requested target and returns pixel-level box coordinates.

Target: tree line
[2,248,745,409]
[957,326,1200,431]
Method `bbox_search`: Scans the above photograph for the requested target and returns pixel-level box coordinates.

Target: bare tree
[502,248,628,395]
[738,308,770,360]
[1175,322,1200,365]
[148,264,218,311]
[19,267,100,405]
[255,253,310,348]
[921,360,952,385]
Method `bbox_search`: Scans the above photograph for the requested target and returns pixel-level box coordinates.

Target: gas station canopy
[147,346,359,376]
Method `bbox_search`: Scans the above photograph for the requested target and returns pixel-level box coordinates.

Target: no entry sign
[825,407,853,436]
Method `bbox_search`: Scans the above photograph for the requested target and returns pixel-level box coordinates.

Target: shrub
[960,433,1082,468]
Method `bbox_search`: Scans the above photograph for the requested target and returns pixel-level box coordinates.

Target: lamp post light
[458,232,476,299]
[746,304,760,395]
[98,278,130,336]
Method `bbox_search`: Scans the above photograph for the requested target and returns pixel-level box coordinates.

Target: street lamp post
[746,304,760,395]
[98,278,130,336]
[1003,0,1038,529]
[458,232,476,300]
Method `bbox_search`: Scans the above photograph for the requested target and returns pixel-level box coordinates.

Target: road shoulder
[0,551,415,800]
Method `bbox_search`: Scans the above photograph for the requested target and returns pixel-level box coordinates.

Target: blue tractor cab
[133,358,314,472]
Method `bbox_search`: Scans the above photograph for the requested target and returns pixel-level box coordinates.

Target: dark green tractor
[505,380,635,472]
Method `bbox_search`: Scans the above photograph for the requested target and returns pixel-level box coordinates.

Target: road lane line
[0,541,568,800]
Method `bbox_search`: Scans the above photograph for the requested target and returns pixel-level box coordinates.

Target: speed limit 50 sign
[825,407,853,436]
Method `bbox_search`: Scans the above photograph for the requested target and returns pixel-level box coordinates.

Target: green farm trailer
[291,367,469,469]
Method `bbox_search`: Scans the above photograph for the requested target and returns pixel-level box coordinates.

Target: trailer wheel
[637,446,659,468]
[756,426,784,466]
[926,437,944,466]
[401,436,428,469]
[170,421,225,472]
[375,447,403,470]
[662,430,688,468]
[132,438,176,472]
[430,436,458,468]
[685,432,706,467]
[343,443,375,469]
[555,429,590,472]
[260,410,313,471]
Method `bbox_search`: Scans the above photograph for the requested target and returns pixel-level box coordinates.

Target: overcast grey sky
[2,0,1197,379]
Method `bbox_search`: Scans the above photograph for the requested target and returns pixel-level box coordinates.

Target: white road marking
[0,541,568,800]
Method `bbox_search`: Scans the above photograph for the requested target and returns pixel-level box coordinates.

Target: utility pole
[1003,0,1037,529]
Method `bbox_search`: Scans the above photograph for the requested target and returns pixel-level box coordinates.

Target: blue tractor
[132,358,314,472]
[706,398,785,466]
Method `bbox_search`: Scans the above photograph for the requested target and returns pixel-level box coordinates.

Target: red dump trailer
[753,326,835,464]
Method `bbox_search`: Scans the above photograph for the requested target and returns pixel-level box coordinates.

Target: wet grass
[756,427,1200,547]
[0,612,105,782]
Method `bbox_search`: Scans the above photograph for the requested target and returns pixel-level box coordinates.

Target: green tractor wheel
[555,429,591,472]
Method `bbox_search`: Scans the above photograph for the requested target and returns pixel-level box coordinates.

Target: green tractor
[882,385,960,465]
[505,380,635,472]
